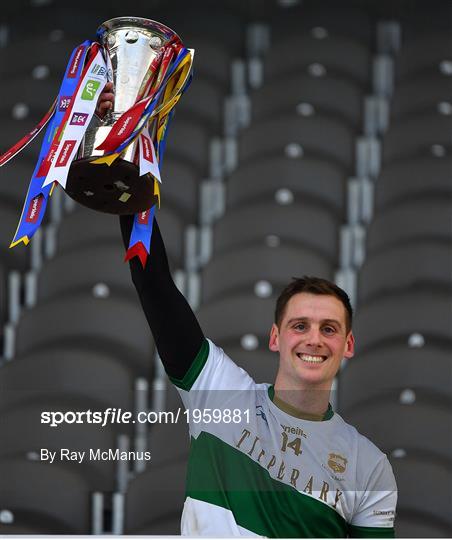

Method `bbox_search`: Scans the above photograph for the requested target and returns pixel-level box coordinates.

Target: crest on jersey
[327,453,348,473]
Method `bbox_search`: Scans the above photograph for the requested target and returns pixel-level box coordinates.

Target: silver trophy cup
[65,17,182,214]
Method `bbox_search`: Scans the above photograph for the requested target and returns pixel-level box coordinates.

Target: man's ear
[344,331,355,359]
[269,323,280,352]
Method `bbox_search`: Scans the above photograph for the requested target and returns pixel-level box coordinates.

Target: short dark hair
[274,276,353,334]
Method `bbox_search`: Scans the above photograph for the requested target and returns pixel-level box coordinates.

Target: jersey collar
[267,385,334,421]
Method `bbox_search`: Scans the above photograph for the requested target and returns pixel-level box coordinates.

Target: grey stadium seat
[168,35,236,86]
[201,244,333,304]
[395,509,452,538]
[357,241,452,304]
[390,75,452,121]
[57,205,185,269]
[160,8,246,57]
[35,244,138,304]
[14,294,154,377]
[395,35,452,83]
[0,263,6,327]
[390,454,452,535]
[375,157,452,211]
[213,202,340,262]
[251,73,363,129]
[163,117,212,176]
[0,458,93,533]
[0,348,134,413]
[354,289,452,353]
[238,114,355,169]
[0,37,80,79]
[169,76,225,132]
[366,198,452,255]
[382,113,452,164]
[164,378,186,413]
[0,404,120,492]
[339,344,452,410]
[395,0,452,46]
[197,295,275,349]
[219,346,278,385]
[147,417,190,467]
[264,35,371,87]
[124,459,186,534]
[0,202,31,272]
[0,116,45,162]
[0,509,70,535]
[1,77,60,112]
[268,1,374,48]
[341,398,452,463]
[160,157,201,222]
[0,157,42,209]
[132,512,183,536]
[226,156,347,218]
[4,7,115,44]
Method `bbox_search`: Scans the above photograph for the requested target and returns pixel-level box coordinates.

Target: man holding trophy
[97,54,396,537]
[1,14,397,537]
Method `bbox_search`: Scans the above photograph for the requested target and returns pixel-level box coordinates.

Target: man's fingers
[101,93,115,102]
[100,101,113,110]
[95,82,115,118]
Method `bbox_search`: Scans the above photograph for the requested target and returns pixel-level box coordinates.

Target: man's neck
[273,376,332,420]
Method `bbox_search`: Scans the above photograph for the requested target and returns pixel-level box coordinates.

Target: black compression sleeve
[120,215,205,379]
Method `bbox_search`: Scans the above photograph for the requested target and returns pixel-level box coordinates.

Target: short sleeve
[170,338,258,414]
[349,456,397,537]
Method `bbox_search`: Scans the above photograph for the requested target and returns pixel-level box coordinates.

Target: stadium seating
[375,157,452,210]
[357,241,452,303]
[0,458,92,533]
[339,344,452,409]
[264,35,371,87]
[124,460,186,534]
[201,244,333,304]
[0,405,120,492]
[14,294,155,377]
[213,202,340,261]
[0,348,135,412]
[238,114,355,169]
[226,156,347,217]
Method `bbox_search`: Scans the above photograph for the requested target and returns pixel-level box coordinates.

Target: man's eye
[294,323,306,331]
[323,326,335,334]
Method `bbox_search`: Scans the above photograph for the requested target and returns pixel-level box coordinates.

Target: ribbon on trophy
[0,40,109,246]
[0,28,194,268]
[89,43,194,267]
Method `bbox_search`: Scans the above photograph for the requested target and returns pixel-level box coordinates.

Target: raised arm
[120,215,205,379]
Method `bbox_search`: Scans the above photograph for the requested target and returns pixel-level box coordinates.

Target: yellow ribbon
[90,152,121,166]
[154,178,161,208]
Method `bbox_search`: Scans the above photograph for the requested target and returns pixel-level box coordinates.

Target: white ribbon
[138,124,161,183]
[42,49,108,189]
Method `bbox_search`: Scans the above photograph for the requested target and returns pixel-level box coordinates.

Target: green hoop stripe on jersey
[186,431,349,538]
[176,339,398,536]
[169,338,209,391]
[349,524,395,538]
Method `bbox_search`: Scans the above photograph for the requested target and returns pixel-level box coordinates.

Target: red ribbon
[124,241,148,268]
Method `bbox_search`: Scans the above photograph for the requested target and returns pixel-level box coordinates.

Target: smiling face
[269,292,355,391]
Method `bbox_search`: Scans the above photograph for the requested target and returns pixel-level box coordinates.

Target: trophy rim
[96,16,182,44]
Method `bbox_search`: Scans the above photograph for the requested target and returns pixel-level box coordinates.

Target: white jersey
[170,339,397,537]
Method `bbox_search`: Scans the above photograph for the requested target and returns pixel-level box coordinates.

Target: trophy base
[66,157,159,215]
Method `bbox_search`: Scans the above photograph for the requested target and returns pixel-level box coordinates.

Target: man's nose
[305,326,322,346]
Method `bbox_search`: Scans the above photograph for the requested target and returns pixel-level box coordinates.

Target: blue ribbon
[11,41,93,246]
[130,204,156,254]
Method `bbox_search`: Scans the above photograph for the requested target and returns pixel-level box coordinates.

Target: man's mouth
[296,353,327,363]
